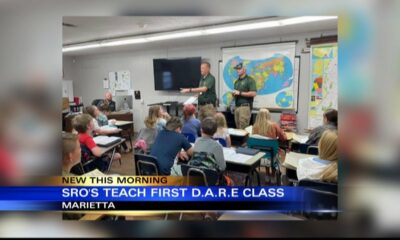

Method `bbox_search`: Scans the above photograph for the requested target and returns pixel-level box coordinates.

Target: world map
[222,54,294,108]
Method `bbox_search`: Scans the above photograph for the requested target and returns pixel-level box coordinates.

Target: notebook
[93,136,121,147]
[236,147,260,156]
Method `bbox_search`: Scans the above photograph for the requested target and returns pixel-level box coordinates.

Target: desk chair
[298,179,338,194]
[180,164,221,220]
[306,145,319,155]
[301,188,338,220]
[91,99,104,107]
[299,179,338,220]
[71,144,110,175]
[134,154,159,176]
[291,142,309,154]
[214,138,227,147]
[183,133,196,143]
[247,137,280,185]
[180,164,220,186]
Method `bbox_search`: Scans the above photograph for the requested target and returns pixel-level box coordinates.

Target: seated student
[251,108,287,184]
[193,117,226,172]
[252,108,287,141]
[213,112,231,147]
[297,130,338,182]
[72,114,121,171]
[134,110,159,153]
[147,105,170,133]
[181,104,201,138]
[85,106,121,135]
[306,108,338,146]
[150,117,193,176]
[86,105,130,152]
[97,102,117,127]
[62,132,81,176]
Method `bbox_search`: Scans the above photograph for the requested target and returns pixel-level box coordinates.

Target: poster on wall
[307,43,338,129]
[108,70,131,95]
[220,42,297,110]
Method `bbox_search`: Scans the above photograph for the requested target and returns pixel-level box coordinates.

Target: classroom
[62,16,338,220]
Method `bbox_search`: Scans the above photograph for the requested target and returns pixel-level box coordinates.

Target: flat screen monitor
[114,95,133,111]
[153,57,201,90]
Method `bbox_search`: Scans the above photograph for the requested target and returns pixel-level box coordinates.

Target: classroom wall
[63,29,336,133]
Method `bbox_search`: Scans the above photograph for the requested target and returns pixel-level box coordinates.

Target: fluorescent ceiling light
[280,16,337,25]
[204,21,280,34]
[101,38,147,47]
[63,16,337,53]
[62,43,101,52]
[146,30,203,41]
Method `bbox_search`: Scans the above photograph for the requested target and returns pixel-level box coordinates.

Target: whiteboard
[220,42,298,111]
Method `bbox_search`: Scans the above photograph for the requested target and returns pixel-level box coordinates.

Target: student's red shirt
[0,145,17,182]
[78,133,96,149]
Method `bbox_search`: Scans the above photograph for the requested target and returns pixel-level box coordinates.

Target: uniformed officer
[180,61,217,108]
[232,61,257,129]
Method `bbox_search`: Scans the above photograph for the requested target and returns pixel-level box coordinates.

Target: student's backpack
[188,152,220,173]
[186,152,234,186]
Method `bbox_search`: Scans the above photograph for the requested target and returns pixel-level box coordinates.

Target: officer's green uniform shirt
[198,73,216,105]
[234,75,257,107]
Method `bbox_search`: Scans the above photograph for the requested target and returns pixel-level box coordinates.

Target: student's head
[85,105,100,118]
[200,61,210,76]
[323,109,338,127]
[198,104,216,122]
[253,108,273,136]
[62,132,81,172]
[318,130,338,182]
[318,130,338,162]
[183,104,196,120]
[258,108,271,120]
[214,112,227,129]
[201,117,218,137]
[145,105,161,128]
[166,117,183,132]
[105,91,112,101]
[72,114,93,133]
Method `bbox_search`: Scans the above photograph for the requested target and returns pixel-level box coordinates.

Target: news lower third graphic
[0,176,335,212]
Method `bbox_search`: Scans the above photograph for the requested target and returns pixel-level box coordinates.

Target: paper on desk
[100,125,117,130]
[223,147,252,163]
[223,147,236,157]
[228,128,247,136]
[83,169,106,177]
[292,134,309,144]
[93,136,121,145]
[244,125,253,134]
[184,96,198,105]
[284,152,313,169]
[250,134,273,140]
[226,153,253,163]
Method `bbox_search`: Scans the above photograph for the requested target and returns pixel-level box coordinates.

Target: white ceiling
[63,16,337,56]
[63,16,264,45]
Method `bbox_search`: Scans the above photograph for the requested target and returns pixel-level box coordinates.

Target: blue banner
[0,186,334,211]
[0,186,303,202]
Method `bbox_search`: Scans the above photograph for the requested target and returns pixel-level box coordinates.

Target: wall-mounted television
[153,57,201,90]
